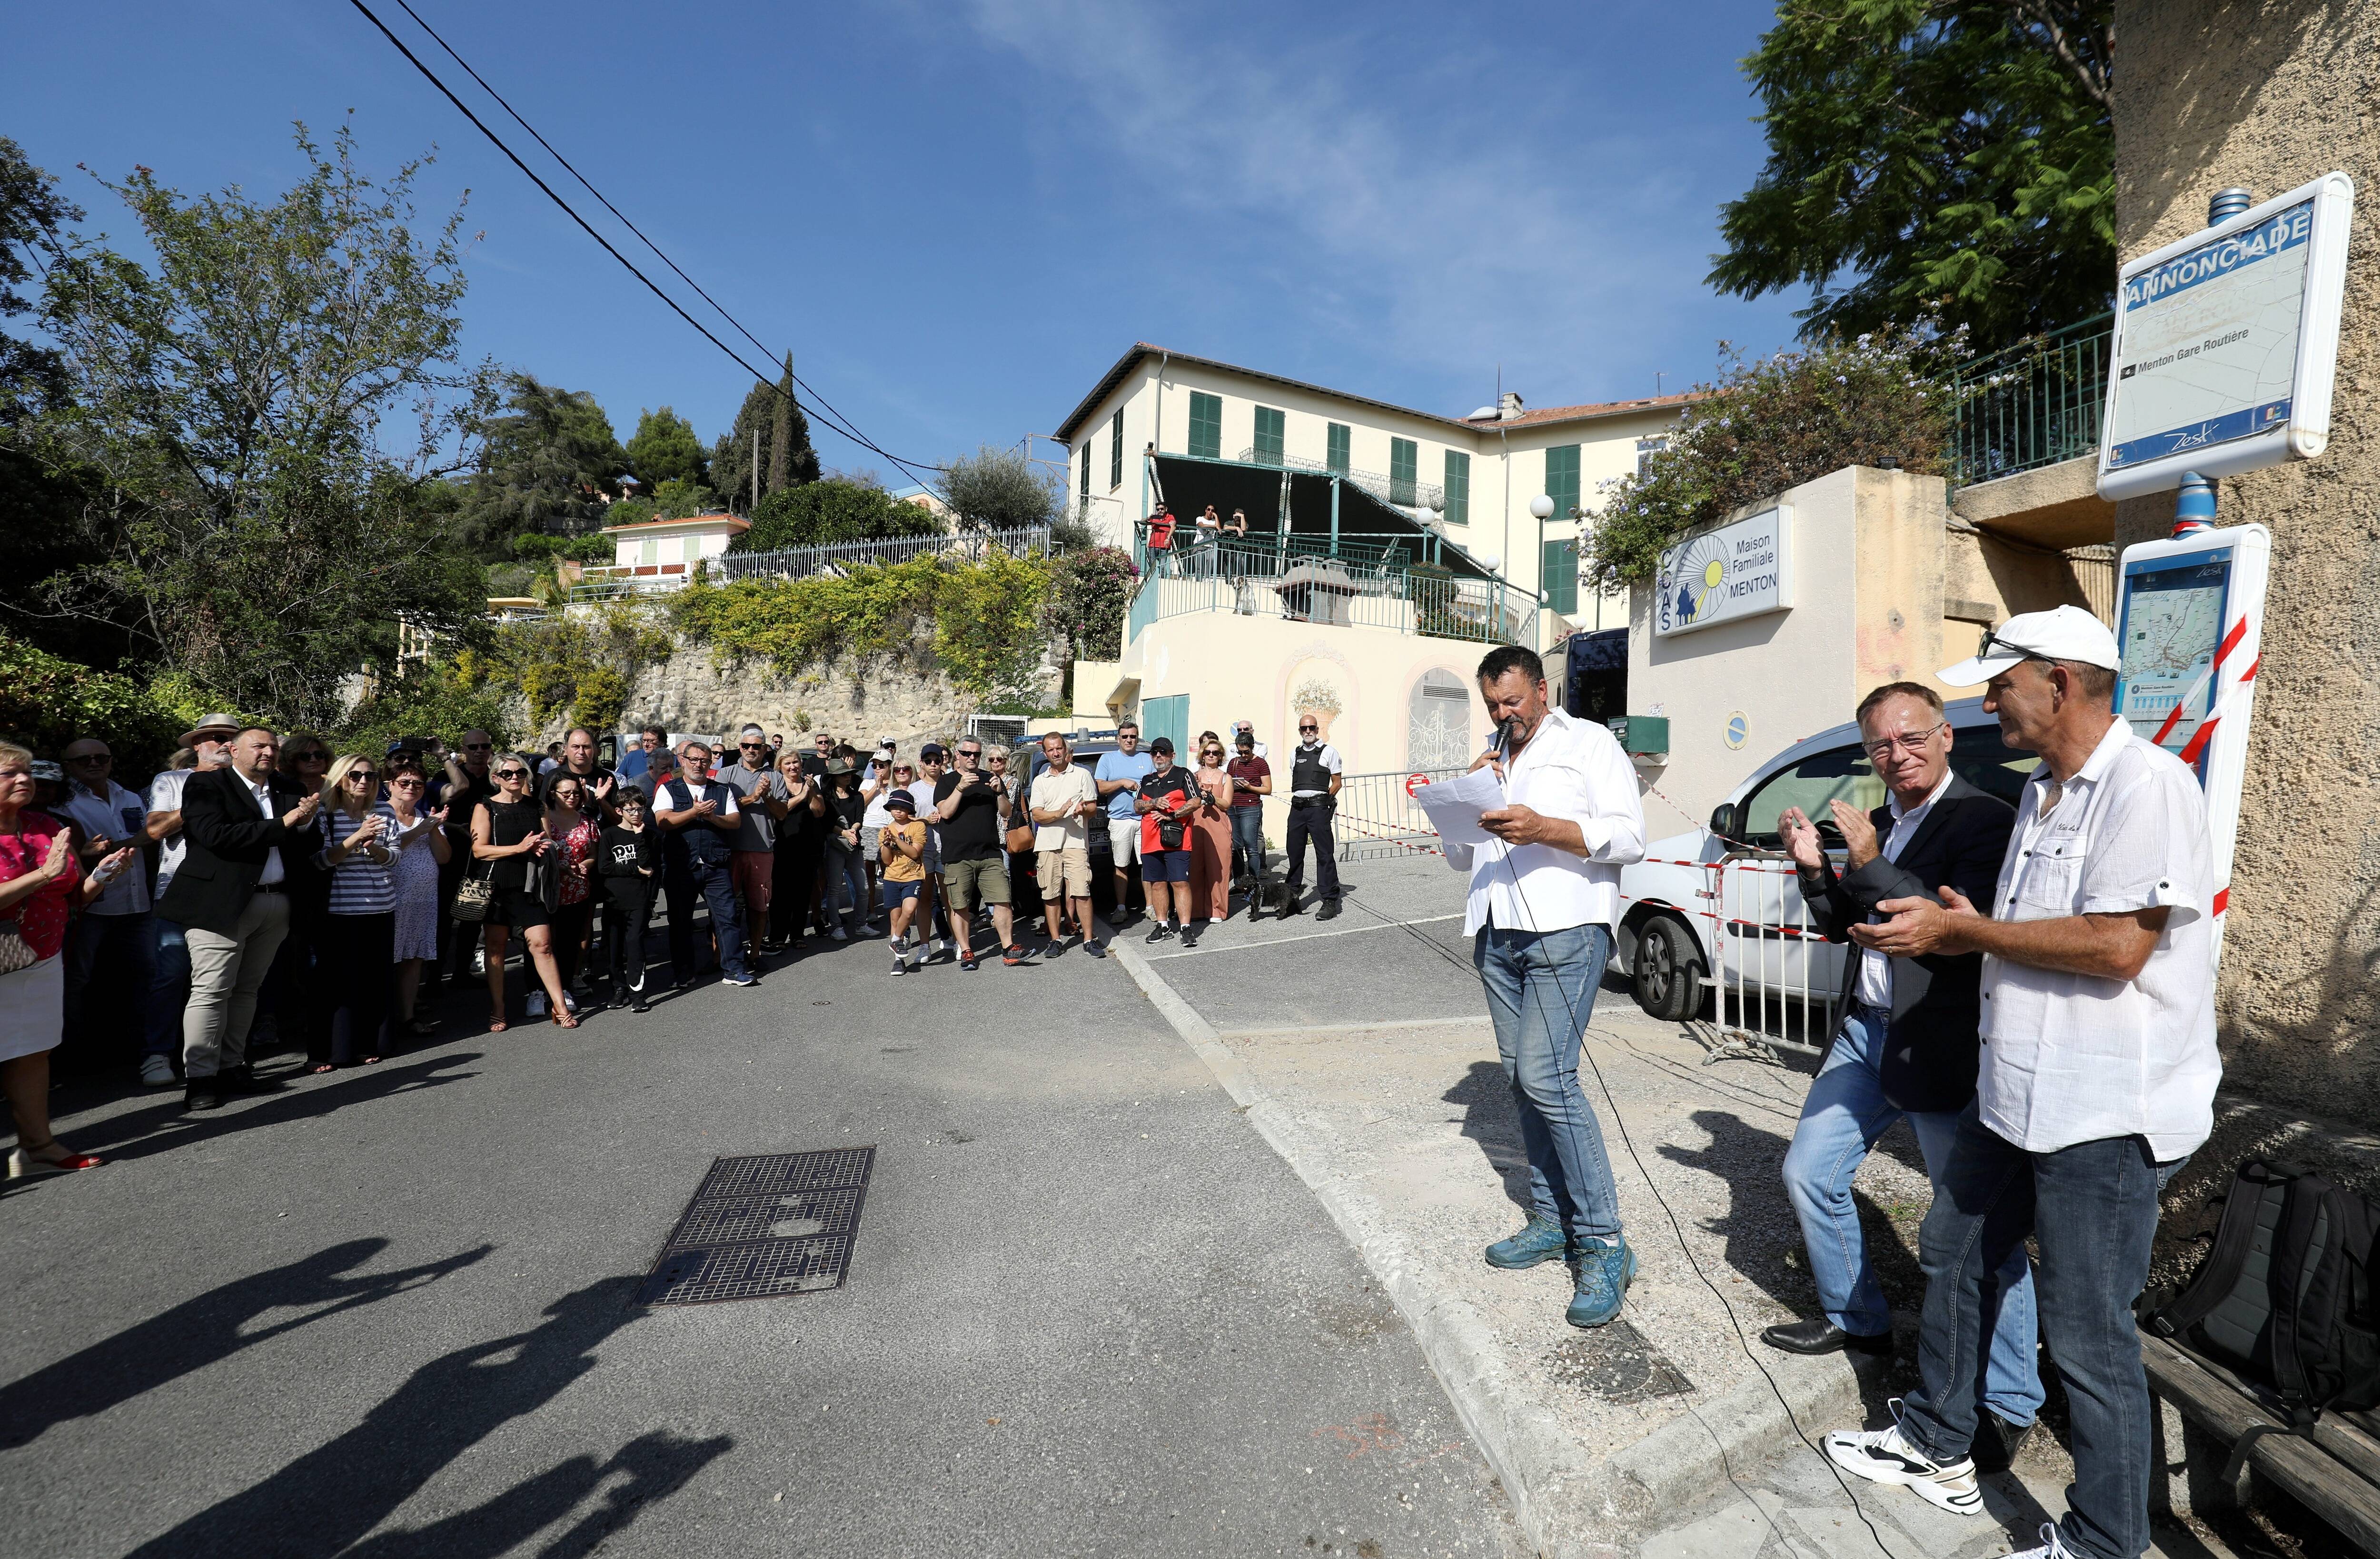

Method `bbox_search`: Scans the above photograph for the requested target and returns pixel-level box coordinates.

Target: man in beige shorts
[1028,732,1104,959]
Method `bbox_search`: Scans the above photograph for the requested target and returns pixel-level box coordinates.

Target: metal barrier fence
[710,525,1054,583]
[1950,313,2112,484]
[1331,768,1461,862]
[1706,852,1840,1059]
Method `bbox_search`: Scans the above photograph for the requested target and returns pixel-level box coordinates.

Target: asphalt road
[0,915,1519,1558]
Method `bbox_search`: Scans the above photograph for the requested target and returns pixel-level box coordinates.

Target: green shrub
[0,635,188,771]
[735,479,941,551]
[337,665,514,757]
[1044,546,1140,660]
[673,551,1053,698]
[1586,324,1956,588]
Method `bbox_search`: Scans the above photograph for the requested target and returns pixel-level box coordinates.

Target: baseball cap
[884,789,916,813]
[1938,606,2122,686]
[1148,736,1175,755]
[919,742,947,761]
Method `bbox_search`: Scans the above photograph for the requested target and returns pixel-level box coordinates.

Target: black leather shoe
[1969,1412,2033,1474]
[218,1064,279,1095]
[1759,1317,1894,1357]
[183,1082,224,1113]
[1316,899,1342,921]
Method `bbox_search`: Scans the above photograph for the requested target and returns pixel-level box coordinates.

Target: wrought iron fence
[710,525,1054,584]
[1124,536,1528,646]
[1949,313,2112,484]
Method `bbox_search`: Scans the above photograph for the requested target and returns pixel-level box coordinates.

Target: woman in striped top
[309,754,397,1072]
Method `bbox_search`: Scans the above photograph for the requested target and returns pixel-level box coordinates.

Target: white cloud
[952,0,1755,402]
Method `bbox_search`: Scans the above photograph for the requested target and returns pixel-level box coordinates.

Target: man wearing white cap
[1819,606,2217,1559]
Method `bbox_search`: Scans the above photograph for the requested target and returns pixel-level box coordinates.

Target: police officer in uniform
[654,739,756,989]
[1279,717,1344,920]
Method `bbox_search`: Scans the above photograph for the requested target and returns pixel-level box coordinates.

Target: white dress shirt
[247,771,286,885]
[1976,718,2217,1158]
[1852,769,1953,1009]
[1446,706,1646,935]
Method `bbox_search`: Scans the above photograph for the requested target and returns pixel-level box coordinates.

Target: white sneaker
[526,992,548,1018]
[829,923,848,943]
[890,955,907,977]
[2005,1523,2077,1559]
[140,1054,177,1087]
[904,940,924,971]
[561,991,580,1015]
[1821,1400,1983,1515]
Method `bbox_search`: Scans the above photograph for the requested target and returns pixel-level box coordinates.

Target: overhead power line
[348,0,944,487]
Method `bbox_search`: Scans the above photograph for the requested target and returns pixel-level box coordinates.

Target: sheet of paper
[1411,766,1506,847]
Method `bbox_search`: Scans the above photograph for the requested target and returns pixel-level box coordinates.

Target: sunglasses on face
[464,742,492,751]
[496,768,527,780]
[347,770,377,783]
[68,753,111,764]
[391,779,424,789]
[297,752,329,763]
[740,743,765,750]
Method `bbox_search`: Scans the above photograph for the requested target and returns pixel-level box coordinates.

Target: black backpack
[2148,1158,2380,1426]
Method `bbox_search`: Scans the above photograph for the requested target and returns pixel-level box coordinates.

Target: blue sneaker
[1566,1235,1637,1329]
[1484,1216,1568,1271]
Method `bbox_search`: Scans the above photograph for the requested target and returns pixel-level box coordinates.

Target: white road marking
[1146,913,1465,960]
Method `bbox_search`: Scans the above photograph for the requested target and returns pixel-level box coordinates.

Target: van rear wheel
[1633,914,1706,1022]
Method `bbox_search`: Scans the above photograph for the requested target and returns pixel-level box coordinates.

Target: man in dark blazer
[156,726,320,1111]
[1761,683,2043,1469]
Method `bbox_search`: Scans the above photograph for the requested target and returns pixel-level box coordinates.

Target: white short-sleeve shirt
[1976,718,2218,1158]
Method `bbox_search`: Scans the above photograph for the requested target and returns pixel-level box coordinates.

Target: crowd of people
[0,708,1357,1176]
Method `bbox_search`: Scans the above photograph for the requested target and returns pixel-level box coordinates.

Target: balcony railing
[1231,447,1445,514]
[1950,313,2112,484]
[1126,533,1530,647]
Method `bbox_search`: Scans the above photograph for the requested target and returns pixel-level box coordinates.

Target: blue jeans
[1473,921,1622,1241]
[663,862,748,983]
[145,917,191,1059]
[1898,1111,2183,1559]
[825,842,869,929]
[66,911,156,1047]
[1783,1005,2043,1425]
[1229,805,1264,882]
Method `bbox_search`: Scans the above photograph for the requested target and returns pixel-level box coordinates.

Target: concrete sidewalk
[1111,854,2228,1559]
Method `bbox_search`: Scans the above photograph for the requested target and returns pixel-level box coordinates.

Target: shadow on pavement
[1656,1108,1815,1313]
[43,1052,485,1164]
[0,1238,494,1450]
[120,1276,706,1559]
[1441,1060,1535,1215]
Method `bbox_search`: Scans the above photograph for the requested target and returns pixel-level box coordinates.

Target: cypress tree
[767,351,819,494]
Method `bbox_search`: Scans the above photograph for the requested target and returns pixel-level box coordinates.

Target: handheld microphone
[1497,715,1525,759]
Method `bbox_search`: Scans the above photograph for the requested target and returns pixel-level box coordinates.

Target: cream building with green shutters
[1053,343,1695,640]
[1051,345,1695,784]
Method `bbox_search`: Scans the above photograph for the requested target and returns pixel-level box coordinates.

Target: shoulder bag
[453,859,494,923]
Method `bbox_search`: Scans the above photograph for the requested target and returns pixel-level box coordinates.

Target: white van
[1613,696,2039,1027]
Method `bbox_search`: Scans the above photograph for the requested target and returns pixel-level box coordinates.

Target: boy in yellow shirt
[879,791,929,974]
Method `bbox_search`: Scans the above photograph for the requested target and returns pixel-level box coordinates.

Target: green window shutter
[1544,445,1581,519]
[1442,450,1470,525]
[1252,406,1285,465]
[1110,409,1124,487]
[1079,442,1090,498]
[1542,538,1579,616]
[1326,423,1350,474]
[1389,437,1418,505]
[1188,392,1222,459]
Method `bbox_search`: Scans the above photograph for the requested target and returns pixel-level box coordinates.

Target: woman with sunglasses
[812,760,870,940]
[770,751,822,951]
[538,773,600,1016]
[470,755,575,1031]
[382,762,449,1038]
[1186,738,1234,935]
[307,755,396,1070]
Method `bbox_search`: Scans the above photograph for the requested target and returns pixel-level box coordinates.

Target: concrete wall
[2112,0,2380,1120]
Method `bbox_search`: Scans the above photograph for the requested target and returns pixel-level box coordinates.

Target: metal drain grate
[635,1147,875,1306]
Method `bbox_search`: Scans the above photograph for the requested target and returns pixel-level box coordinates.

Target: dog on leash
[1243,870,1296,919]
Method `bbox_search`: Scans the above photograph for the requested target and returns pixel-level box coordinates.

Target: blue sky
[14,0,1803,486]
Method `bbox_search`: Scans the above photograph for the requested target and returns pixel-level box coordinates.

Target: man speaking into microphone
[1449,645,1647,1328]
